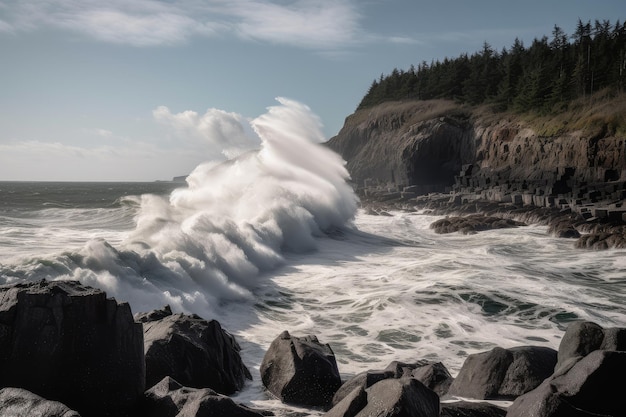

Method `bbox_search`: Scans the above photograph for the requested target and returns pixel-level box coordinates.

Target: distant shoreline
[359,191,626,250]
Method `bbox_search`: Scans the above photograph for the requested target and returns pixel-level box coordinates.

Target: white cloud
[227,0,361,49]
[0,0,363,50]
[153,105,259,159]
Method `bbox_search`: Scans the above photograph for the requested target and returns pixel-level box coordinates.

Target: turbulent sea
[1,99,625,414]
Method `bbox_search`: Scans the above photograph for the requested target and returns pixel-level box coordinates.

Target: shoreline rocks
[260,331,342,408]
[136,305,252,395]
[362,191,626,249]
[1,279,623,417]
[0,280,144,417]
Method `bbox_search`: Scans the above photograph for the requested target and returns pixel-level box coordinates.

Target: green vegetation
[358,19,626,116]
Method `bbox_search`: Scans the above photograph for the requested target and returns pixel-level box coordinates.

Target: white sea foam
[0,97,359,317]
[2,100,626,416]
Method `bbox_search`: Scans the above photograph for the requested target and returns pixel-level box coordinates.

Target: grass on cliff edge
[344,99,470,132]
[478,89,626,139]
[346,90,626,139]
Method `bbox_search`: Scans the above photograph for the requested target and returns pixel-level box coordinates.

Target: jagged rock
[325,378,439,417]
[446,346,557,400]
[0,280,144,417]
[260,331,341,407]
[143,376,267,417]
[506,350,626,417]
[430,215,525,234]
[326,101,472,190]
[575,228,626,249]
[136,305,251,394]
[331,360,452,406]
[0,387,80,417]
[440,401,506,417]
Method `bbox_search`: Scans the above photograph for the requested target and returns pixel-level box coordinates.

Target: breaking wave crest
[1,98,359,317]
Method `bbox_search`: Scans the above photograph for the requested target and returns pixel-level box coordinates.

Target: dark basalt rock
[325,378,439,417]
[332,360,452,406]
[260,331,341,407]
[506,350,626,417]
[0,387,80,417]
[440,401,506,417]
[430,214,525,234]
[0,280,144,417]
[143,376,267,417]
[555,320,626,372]
[446,346,557,400]
[136,305,251,394]
[554,321,605,372]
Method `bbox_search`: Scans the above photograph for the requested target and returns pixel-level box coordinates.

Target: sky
[0,0,624,181]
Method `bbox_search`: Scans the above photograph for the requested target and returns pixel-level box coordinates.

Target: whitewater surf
[1,98,625,415]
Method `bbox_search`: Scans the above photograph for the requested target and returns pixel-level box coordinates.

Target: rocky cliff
[327,98,626,214]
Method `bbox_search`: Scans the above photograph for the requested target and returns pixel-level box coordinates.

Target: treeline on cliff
[358,19,626,113]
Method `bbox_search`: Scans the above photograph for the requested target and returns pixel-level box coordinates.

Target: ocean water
[1,99,625,415]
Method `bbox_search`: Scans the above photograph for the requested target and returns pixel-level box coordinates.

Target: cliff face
[326,101,475,192]
[327,100,626,196]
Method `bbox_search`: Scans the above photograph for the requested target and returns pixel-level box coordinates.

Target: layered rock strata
[327,100,626,247]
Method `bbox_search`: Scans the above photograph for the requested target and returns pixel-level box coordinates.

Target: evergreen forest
[358,19,626,113]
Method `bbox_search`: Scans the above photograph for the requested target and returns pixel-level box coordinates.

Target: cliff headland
[327,92,626,249]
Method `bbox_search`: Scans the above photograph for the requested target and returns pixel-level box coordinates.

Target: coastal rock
[446,346,557,400]
[136,305,251,394]
[143,376,266,417]
[430,214,525,234]
[332,360,452,406]
[506,350,626,417]
[327,100,625,194]
[325,378,439,417]
[575,227,626,250]
[260,331,341,407]
[0,280,144,417]
[555,320,626,372]
[555,321,605,371]
[326,100,473,191]
[0,387,80,417]
[440,401,506,417]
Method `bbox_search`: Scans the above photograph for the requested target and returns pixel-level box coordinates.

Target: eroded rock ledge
[327,99,626,249]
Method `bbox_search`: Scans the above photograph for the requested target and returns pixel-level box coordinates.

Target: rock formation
[136,305,251,394]
[446,346,557,400]
[0,387,80,417]
[143,376,266,417]
[0,280,144,417]
[327,99,626,247]
[260,331,342,407]
[331,360,452,406]
[327,100,626,197]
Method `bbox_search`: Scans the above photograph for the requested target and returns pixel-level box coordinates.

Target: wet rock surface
[136,305,251,394]
[0,280,144,417]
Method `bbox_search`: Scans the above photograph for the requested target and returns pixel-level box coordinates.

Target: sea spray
[0,98,359,317]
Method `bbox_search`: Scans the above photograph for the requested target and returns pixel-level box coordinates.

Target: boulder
[325,378,439,417]
[506,350,626,417]
[430,215,524,235]
[260,331,341,407]
[0,280,144,417]
[143,376,266,417]
[555,321,605,372]
[446,346,556,400]
[332,360,452,406]
[136,305,251,394]
[440,401,506,417]
[0,387,80,417]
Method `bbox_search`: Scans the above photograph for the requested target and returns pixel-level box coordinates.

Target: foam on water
[0,97,359,317]
[1,99,626,415]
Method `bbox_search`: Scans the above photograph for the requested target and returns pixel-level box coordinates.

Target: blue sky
[1,0,623,181]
